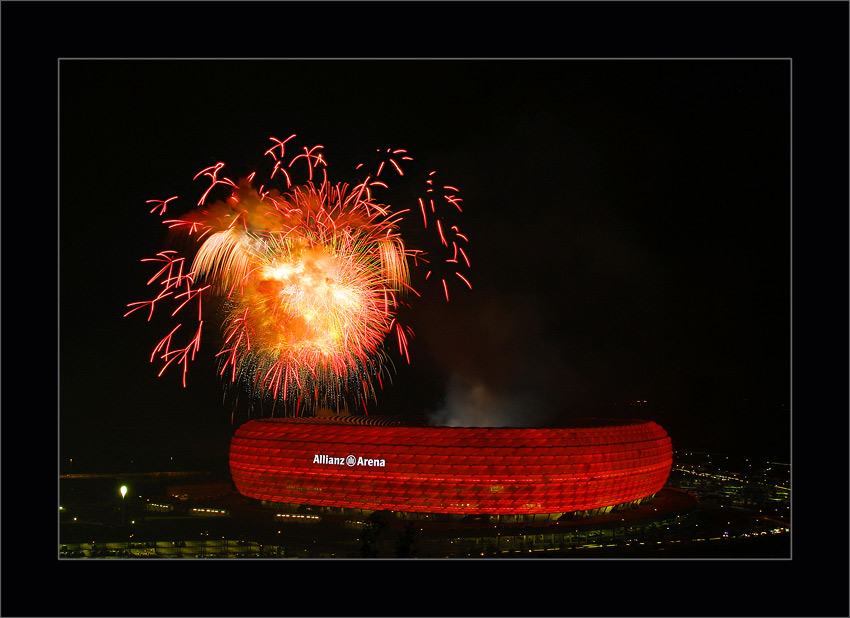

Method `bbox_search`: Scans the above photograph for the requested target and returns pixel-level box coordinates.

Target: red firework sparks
[125,135,471,414]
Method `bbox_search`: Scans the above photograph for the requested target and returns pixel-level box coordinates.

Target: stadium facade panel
[229,416,673,515]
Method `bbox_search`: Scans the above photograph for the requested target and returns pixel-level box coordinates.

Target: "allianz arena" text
[312,454,387,467]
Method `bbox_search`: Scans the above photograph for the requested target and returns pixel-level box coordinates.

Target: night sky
[2,2,847,616]
[0,1,828,480]
[57,56,793,468]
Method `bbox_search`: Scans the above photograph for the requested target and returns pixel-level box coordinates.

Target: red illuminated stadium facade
[229,416,673,517]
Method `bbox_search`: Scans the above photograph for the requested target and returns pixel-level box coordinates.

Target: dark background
[58,57,791,468]
[3,2,848,617]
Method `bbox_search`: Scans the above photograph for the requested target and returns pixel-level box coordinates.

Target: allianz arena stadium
[229,416,673,517]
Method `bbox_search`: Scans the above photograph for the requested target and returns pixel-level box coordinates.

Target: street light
[120,485,127,525]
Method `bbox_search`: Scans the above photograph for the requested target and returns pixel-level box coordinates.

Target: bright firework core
[126,136,470,415]
[199,181,409,402]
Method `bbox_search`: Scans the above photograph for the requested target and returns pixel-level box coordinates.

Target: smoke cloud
[428,373,549,427]
[421,292,588,428]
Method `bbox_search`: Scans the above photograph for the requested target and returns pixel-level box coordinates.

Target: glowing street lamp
[120,485,127,525]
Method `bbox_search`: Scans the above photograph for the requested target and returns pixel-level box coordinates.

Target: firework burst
[125,135,471,415]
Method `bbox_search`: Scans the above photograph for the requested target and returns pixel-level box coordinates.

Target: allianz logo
[312,453,387,467]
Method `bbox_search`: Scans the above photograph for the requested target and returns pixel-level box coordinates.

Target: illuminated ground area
[59,452,789,558]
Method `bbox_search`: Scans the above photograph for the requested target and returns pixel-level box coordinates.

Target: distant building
[229,416,673,518]
[167,482,233,501]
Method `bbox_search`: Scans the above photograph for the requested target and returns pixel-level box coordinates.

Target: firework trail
[125,135,471,415]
